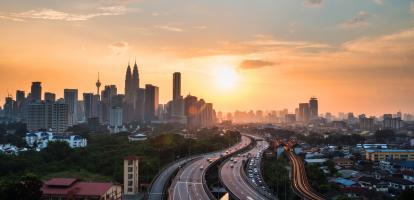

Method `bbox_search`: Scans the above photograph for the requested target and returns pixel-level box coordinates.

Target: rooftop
[42,178,115,197]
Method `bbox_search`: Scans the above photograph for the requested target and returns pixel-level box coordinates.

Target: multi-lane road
[220,140,272,200]
[168,136,252,200]
[286,150,325,200]
[148,156,199,200]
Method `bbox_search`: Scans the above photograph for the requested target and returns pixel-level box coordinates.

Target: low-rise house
[365,149,414,161]
[304,158,327,165]
[334,158,354,168]
[385,177,414,191]
[358,176,389,192]
[25,131,87,150]
[41,178,121,200]
[0,144,19,155]
[401,170,414,182]
[128,133,148,142]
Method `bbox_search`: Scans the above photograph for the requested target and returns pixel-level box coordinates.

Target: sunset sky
[1,0,414,116]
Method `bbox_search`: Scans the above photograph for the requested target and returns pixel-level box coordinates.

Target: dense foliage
[0,129,240,188]
[262,153,298,200]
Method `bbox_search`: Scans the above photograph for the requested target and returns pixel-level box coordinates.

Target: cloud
[192,25,207,30]
[339,11,370,29]
[411,1,414,14]
[108,41,130,55]
[0,6,132,22]
[303,0,323,7]
[372,0,384,5]
[239,59,276,70]
[154,25,183,32]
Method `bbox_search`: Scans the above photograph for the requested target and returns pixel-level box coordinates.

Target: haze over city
[1,0,414,115]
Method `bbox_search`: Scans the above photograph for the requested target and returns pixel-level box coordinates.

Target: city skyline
[1,0,414,115]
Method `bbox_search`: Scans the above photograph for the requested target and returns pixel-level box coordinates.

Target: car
[230,164,234,168]
[200,166,204,170]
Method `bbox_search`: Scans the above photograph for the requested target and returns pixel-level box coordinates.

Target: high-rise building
[16,90,25,102]
[101,85,117,123]
[123,156,139,195]
[52,100,69,133]
[3,97,14,120]
[96,72,102,96]
[31,82,42,102]
[124,61,141,123]
[77,100,85,122]
[169,72,186,123]
[64,89,78,126]
[27,102,50,131]
[383,114,402,130]
[173,72,181,100]
[359,114,374,130]
[144,84,159,122]
[44,92,56,102]
[298,103,310,123]
[83,93,100,120]
[309,97,318,120]
[26,100,69,133]
[109,106,123,133]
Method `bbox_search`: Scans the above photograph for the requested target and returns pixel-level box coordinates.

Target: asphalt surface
[286,150,325,200]
[148,156,199,200]
[168,136,252,200]
[220,140,271,200]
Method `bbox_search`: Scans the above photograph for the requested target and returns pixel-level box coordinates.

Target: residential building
[41,178,121,200]
[365,149,414,161]
[64,89,78,126]
[123,156,139,195]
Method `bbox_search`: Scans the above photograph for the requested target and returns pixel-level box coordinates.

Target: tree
[41,141,73,162]
[397,188,414,200]
[0,173,43,200]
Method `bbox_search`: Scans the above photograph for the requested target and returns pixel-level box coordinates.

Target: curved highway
[286,150,325,200]
[148,156,199,200]
[220,140,272,200]
[168,136,252,200]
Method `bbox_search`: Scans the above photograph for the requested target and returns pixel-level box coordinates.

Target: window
[128,188,133,192]
[128,167,133,172]
[128,181,133,186]
[128,174,133,179]
[128,160,133,165]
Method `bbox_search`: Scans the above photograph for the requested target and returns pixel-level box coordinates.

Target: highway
[168,135,252,200]
[148,156,199,200]
[220,140,272,200]
[286,150,325,200]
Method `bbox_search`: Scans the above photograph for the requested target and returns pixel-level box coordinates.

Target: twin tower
[125,61,140,102]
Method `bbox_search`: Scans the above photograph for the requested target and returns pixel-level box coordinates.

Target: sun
[214,66,239,90]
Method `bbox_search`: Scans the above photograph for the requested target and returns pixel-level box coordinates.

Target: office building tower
[309,97,318,120]
[144,84,159,122]
[169,72,186,123]
[77,100,85,122]
[109,106,123,133]
[16,90,25,102]
[3,97,14,120]
[27,102,49,131]
[173,72,181,100]
[359,114,374,130]
[383,114,402,130]
[124,61,141,123]
[285,114,296,123]
[298,103,310,123]
[44,92,56,103]
[31,82,42,102]
[64,89,78,126]
[101,85,117,123]
[123,156,139,195]
[83,93,100,120]
[52,100,69,133]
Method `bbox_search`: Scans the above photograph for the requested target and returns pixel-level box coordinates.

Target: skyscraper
[101,85,117,123]
[64,89,78,126]
[44,92,56,103]
[309,97,318,120]
[31,82,42,102]
[52,100,69,133]
[144,84,159,122]
[124,60,141,123]
[298,103,310,123]
[173,72,181,100]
